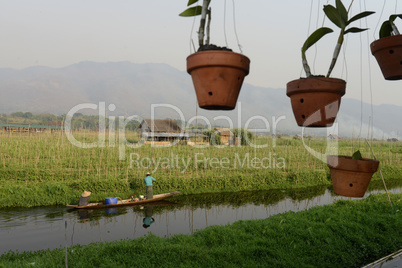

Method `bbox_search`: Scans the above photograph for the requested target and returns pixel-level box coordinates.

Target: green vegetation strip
[1,132,401,207]
[1,193,400,267]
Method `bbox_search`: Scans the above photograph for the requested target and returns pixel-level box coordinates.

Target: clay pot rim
[370,34,402,54]
[186,50,248,59]
[186,50,250,74]
[286,77,346,97]
[327,155,379,172]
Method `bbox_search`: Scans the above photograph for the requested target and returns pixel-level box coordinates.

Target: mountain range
[0,61,400,139]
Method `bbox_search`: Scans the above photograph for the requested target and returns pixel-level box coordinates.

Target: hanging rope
[189,6,198,53]
[340,2,349,81]
[300,0,316,77]
[232,0,243,54]
[223,0,228,48]
[366,140,393,208]
[363,0,374,143]
[313,0,321,72]
[340,34,349,81]
[340,0,358,82]
[373,0,387,40]
[307,0,315,37]
[308,0,316,73]
[357,0,363,143]
[322,0,330,26]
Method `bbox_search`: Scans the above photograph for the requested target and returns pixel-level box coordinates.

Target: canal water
[0,182,401,255]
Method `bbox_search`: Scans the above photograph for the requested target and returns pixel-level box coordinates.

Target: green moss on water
[1,193,400,267]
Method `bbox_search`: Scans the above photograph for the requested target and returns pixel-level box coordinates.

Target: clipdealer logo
[63,101,340,170]
[63,102,287,160]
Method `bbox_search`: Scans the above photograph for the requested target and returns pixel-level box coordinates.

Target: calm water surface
[0,183,400,255]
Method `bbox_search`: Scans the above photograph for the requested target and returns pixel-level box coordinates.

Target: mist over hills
[0,61,400,139]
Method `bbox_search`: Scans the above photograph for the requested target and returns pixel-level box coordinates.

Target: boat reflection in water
[71,200,176,224]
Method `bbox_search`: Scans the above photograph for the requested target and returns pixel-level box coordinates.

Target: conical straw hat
[81,191,91,197]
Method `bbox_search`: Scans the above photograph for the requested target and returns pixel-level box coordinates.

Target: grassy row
[0,193,400,267]
[0,131,401,207]
[0,170,331,207]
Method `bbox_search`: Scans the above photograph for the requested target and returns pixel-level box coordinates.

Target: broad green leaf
[352,150,362,160]
[324,5,345,29]
[179,6,202,17]
[347,11,375,26]
[336,0,348,25]
[379,14,402,38]
[302,27,333,54]
[389,14,402,23]
[344,27,368,35]
[187,0,199,6]
[379,21,393,38]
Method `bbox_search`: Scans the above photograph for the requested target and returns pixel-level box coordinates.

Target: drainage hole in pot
[349,183,353,187]
[300,98,304,103]
[208,92,213,96]
[389,49,394,54]
[400,61,402,65]
[302,115,305,119]
[238,76,241,80]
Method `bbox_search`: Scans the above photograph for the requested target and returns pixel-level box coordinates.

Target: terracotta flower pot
[370,35,402,80]
[327,155,379,198]
[286,77,346,127]
[187,50,250,110]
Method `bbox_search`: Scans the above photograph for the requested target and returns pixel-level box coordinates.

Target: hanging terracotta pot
[187,50,250,110]
[286,77,346,127]
[327,155,379,198]
[370,35,402,80]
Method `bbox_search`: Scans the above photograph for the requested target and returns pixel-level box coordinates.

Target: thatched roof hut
[214,127,234,145]
[140,119,187,141]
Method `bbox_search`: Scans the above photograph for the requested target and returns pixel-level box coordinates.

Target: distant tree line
[0,112,140,131]
[0,112,64,126]
[1,113,256,139]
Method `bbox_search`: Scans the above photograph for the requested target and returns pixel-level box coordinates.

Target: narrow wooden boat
[67,191,180,209]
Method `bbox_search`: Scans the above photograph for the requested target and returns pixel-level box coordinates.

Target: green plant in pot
[370,14,402,80]
[286,0,374,127]
[327,150,379,198]
[180,0,250,110]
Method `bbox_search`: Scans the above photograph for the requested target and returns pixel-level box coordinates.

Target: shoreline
[1,193,400,267]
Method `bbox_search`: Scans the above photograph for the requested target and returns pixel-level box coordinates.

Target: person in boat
[142,206,155,229]
[78,191,91,206]
[144,172,156,199]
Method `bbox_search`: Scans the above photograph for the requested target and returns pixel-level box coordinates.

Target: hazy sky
[0,0,401,106]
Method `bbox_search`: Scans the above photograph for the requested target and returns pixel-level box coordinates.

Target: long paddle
[128,186,146,200]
